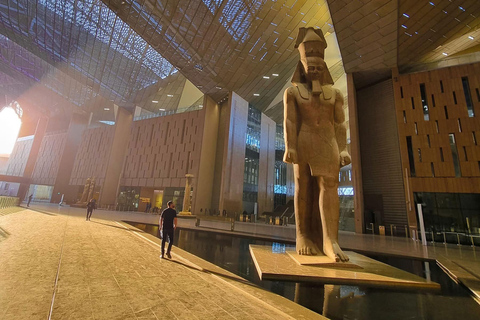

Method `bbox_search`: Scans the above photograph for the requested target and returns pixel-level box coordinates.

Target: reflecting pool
[127,222,480,320]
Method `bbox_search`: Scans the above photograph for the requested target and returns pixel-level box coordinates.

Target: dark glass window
[463,146,468,161]
[473,131,477,145]
[449,133,461,177]
[440,80,444,93]
[476,88,480,102]
[444,106,449,119]
[420,83,430,120]
[461,77,475,117]
[406,136,416,177]
[431,94,436,107]
[427,134,431,147]
[411,97,415,109]
[418,148,422,162]
[453,91,457,105]
[400,86,404,98]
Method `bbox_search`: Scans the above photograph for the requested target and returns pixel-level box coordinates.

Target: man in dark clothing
[159,201,177,259]
[27,194,33,207]
[86,199,96,221]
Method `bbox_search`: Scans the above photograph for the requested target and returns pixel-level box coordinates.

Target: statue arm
[283,87,298,163]
[334,89,351,166]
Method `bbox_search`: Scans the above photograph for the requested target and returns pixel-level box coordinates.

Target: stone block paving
[0,208,324,320]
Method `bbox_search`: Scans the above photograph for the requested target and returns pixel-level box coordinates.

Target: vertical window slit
[415,122,418,134]
[462,76,475,117]
[427,134,431,147]
[476,88,480,102]
[458,119,462,132]
[440,80,444,93]
[403,110,407,123]
[463,146,468,161]
[431,163,435,177]
[449,133,461,177]
[411,97,415,109]
[431,94,436,107]
[435,120,439,133]
[440,147,444,162]
[473,131,478,145]
[453,91,457,105]
[444,106,449,119]
[400,86,404,98]
[418,148,422,162]
[407,137,415,177]
[420,83,430,120]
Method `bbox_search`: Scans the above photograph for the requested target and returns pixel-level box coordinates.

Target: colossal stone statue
[283,27,351,262]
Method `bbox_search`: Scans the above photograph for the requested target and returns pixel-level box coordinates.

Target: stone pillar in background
[17,116,49,203]
[51,112,89,204]
[347,73,364,234]
[99,107,133,206]
[179,174,194,216]
[257,113,276,215]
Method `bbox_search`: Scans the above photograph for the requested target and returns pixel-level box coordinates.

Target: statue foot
[324,242,349,262]
[296,237,320,255]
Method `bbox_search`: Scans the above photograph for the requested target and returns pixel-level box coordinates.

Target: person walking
[86,198,96,221]
[159,201,177,259]
[27,194,33,207]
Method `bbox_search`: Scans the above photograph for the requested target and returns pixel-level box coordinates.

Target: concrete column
[193,95,219,215]
[347,73,365,233]
[99,107,133,206]
[258,114,276,215]
[17,116,49,202]
[51,113,90,203]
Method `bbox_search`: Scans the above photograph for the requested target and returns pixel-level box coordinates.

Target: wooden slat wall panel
[357,79,408,227]
[394,63,480,197]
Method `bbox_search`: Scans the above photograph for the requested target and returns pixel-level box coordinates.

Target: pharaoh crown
[295,27,327,59]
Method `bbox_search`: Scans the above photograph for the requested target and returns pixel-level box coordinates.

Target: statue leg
[294,163,320,255]
[317,176,349,262]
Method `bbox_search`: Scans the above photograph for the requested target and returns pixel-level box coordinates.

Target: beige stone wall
[257,114,276,214]
[31,132,67,186]
[121,109,205,189]
[69,125,115,187]
[5,136,34,177]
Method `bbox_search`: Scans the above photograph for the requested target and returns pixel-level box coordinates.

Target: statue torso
[291,83,339,177]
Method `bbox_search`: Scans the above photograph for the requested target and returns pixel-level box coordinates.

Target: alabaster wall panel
[258,114,276,214]
[31,132,67,186]
[122,110,205,189]
[5,136,34,177]
[358,79,408,227]
[69,126,115,186]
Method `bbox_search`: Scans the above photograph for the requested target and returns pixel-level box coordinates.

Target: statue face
[301,57,327,81]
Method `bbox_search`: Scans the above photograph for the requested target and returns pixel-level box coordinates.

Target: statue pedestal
[178,211,192,216]
[249,245,440,291]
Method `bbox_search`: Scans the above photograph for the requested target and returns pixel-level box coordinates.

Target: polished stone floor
[6,203,480,311]
[0,207,324,320]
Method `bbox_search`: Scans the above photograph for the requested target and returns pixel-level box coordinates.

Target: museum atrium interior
[0,0,480,319]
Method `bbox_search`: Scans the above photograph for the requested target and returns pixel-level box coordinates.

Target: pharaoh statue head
[292,27,334,87]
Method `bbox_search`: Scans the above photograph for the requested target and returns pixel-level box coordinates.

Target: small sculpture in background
[78,178,91,203]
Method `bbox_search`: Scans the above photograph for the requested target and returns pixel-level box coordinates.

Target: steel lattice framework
[0,0,176,107]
